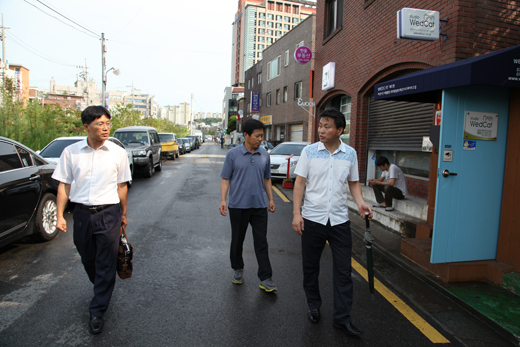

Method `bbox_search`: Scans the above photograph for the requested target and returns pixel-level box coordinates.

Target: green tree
[226,116,237,135]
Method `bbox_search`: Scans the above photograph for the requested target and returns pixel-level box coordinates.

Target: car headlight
[290,160,298,167]
[133,150,147,156]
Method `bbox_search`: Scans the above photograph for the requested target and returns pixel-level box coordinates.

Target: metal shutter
[290,124,303,141]
[368,96,434,151]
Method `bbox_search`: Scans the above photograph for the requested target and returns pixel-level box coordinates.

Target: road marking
[272,186,290,202]
[351,258,450,344]
[182,154,226,158]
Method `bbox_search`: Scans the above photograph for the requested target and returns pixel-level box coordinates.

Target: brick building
[243,15,316,142]
[313,0,520,199]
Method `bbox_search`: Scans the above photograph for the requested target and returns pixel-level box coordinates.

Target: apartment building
[231,0,316,85]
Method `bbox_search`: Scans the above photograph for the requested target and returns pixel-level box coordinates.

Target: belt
[79,204,117,213]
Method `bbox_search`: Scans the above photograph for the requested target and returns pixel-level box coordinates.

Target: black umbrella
[363,212,375,298]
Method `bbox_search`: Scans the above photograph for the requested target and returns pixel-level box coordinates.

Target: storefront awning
[374,44,520,103]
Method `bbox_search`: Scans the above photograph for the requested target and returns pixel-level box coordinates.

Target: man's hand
[121,214,128,227]
[57,216,67,232]
[268,200,276,213]
[359,202,373,220]
[219,201,228,216]
[292,214,304,235]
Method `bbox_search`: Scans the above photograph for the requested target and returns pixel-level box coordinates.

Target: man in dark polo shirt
[219,119,277,292]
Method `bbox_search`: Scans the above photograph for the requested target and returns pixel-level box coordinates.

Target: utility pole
[1,15,11,83]
[190,93,194,135]
[77,59,90,107]
[101,33,106,107]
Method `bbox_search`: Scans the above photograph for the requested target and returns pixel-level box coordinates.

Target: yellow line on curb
[272,186,290,203]
[351,258,450,344]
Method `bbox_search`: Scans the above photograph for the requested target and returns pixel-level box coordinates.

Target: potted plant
[282,178,294,189]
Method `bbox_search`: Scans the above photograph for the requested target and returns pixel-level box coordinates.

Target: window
[284,50,289,66]
[276,89,280,104]
[267,37,273,44]
[267,55,281,80]
[293,18,299,24]
[340,95,351,123]
[275,31,282,37]
[258,52,263,58]
[276,23,282,29]
[267,14,274,20]
[325,0,343,38]
[0,142,22,172]
[259,28,265,34]
[294,81,302,99]
[267,21,274,28]
[296,41,304,48]
[258,36,265,42]
[258,73,262,84]
[258,44,265,50]
[259,20,265,27]
[284,24,290,30]
[283,86,288,102]
[293,5,299,14]
[267,29,274,36]
[284,16,291,22]
[259,12,266,19]
[267,93,272,107]
[276,15,282,21]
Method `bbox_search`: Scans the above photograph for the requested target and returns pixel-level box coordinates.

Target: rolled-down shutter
[368,96,434,151]
[290,124,303,141]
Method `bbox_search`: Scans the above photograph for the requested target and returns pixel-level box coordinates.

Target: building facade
[231,0,316,85]
[222,86,244,131]
[243,15,315,142]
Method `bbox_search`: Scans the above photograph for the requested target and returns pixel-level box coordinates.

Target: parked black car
[186,135,200,149]
[177,139,187,155]
[113,126,162,178]
[0,136,60,248]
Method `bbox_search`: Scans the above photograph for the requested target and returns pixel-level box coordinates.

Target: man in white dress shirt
[53,105,131,334]
[292,109,372,337]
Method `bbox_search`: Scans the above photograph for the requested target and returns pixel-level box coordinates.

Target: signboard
[322,62,336,91]
[237,110,243,121]
[463,110,498,141]
[435,110,442,125]
[260,115,272,125]
[251,91,260,113]
[294,46,312,64]
[397,8,440,41]
[422,136,433,152]
[463,140,476,150]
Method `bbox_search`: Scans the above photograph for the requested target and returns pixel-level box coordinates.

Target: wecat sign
[397,8,439,41]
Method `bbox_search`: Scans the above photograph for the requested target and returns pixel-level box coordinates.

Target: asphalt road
[0,142,514,346]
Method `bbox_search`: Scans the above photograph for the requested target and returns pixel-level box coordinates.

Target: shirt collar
[239,143,261,155]
[80,138,109,151]
[317,140,346,155]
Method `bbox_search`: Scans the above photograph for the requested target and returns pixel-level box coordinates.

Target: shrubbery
[0,79,188,150]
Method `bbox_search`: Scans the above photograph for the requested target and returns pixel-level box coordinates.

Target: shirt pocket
[339,167,350,183]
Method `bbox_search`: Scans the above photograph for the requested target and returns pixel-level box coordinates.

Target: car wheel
[156,157,162,171]
[176,151,179,158]
[144,157,153,178]
[34,193,59,242]
[171,152,175,161]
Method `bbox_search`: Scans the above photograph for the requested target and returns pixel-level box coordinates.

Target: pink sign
[294,46,312,64]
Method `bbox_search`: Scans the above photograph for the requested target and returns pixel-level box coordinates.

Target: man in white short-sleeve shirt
[292,109,372,337]
[52,105,131,335]
[368,156,408,212]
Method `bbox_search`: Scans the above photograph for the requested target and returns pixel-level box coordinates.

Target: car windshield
[39,139,82,158]
[270,143,307,156]
[114,131,149,145]
[159,134,174,142]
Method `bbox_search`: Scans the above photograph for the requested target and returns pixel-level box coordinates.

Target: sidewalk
[274,182,520,345]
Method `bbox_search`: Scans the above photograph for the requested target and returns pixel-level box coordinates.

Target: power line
[35,0,100,37]
[22,0,99,39]
[111,0,151,39]
[8,33,77,67]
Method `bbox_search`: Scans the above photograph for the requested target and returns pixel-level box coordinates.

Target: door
[431,86,510,263]
[290,124,303,141]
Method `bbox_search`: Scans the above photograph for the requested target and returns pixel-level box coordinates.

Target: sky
[1,0,239,114]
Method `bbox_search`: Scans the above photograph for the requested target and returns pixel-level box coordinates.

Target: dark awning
[374,44,520,103]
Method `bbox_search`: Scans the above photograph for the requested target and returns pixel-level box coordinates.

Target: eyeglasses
[90,122,112,128]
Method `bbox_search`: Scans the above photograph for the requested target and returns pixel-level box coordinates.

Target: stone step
[347,186,428,237]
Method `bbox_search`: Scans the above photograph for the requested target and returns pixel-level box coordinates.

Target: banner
[251,91,260,113]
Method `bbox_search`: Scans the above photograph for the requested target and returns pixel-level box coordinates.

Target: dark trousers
[73,204,121,317]
[302,218,353,324]
[373,185,404,207]
[228,208,272,281]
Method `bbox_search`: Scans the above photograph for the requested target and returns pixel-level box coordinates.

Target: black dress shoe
[333,322,362,336]
[89,316,104,334]
[308,308,320,323]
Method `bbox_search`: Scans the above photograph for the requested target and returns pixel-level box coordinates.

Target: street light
[101,67,120,108]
